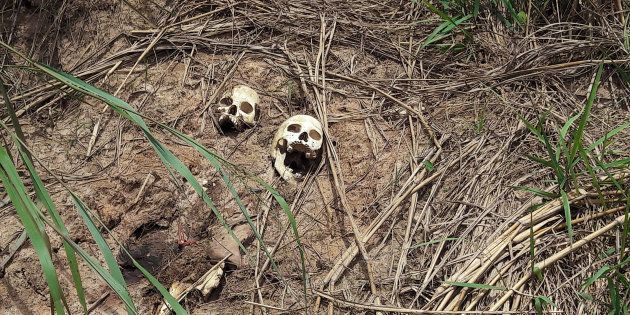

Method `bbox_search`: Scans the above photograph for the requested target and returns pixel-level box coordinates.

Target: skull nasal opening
[299,132,309,141]
[228,105,237,115]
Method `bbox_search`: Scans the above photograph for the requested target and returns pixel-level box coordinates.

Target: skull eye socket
[287,124,301,133]
[228,105,237,115]
[219,97,232,106]
[308,130,322,140]
[239,101,253,114]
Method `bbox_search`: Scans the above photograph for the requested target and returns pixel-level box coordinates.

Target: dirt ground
[0,0,629,314]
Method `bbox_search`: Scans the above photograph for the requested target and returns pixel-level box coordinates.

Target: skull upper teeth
[214,85,258,131]
[271,114,324,184]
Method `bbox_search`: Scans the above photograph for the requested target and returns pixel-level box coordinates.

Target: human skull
[214,85,258,131]
[271,115,323,184]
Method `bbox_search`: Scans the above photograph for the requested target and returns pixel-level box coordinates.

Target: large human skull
[271,115,323,184]
[214,85,259,131]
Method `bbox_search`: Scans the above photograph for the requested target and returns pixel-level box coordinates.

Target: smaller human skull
[271,115,324,184]
[214,85,258,131]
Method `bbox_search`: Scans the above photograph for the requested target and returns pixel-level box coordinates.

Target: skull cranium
[214,85,259,131]
[271,115,323,184]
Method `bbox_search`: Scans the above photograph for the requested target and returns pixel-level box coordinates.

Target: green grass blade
[18,149,88,313]
[50,172,185,314]
[513,186,558,199]
[70,194,136,313]
[422,0,471,40]
[131,260,187,314]
[560,189,573,242]
[423,14,472,47]
[608,277,621,314]
[0,148,66,315]
[1,77,79,312]
[568,64,604,164]
[441,14,473,34]
[147,134,249,254]
[33,211,141,313]
[472,0,480,17]
[1,39,306,310]
[533,296,543,315]
[21,40,301,301]
[1,119,199,314]
[54,67,249,256]
[586,121,630,153]
[598,165,629,265]
[489,2,512,28]
[528,205,538,277]
[582,265,612,290]
[533,295,555,315]
[160,126,308,291]
[444,281,505,290]
[600,158,630,170]
[593,157,630,267]
[198,150,309,299]
[68,189,186,314]
[165,130,278,269]
[501,0,525,25]
[422,0,457,25]
[536,295,555,307]
[0,42,249,261]
[424,20,452,47]
[533,266,543,281]
[1,41,201,313]
[248,168,308,288]
[559,113,581,140]
[578,291,594,301]
[423,160,435,171]
[521,116,545,142]
[526,154,553,168]
[558,112,581,179]
[577,143,603,206]
[539,122,565,188]
[544,148,564,187]
[14,143,184,314]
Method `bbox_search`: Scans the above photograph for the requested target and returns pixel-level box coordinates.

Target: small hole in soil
[131,222,168,239]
